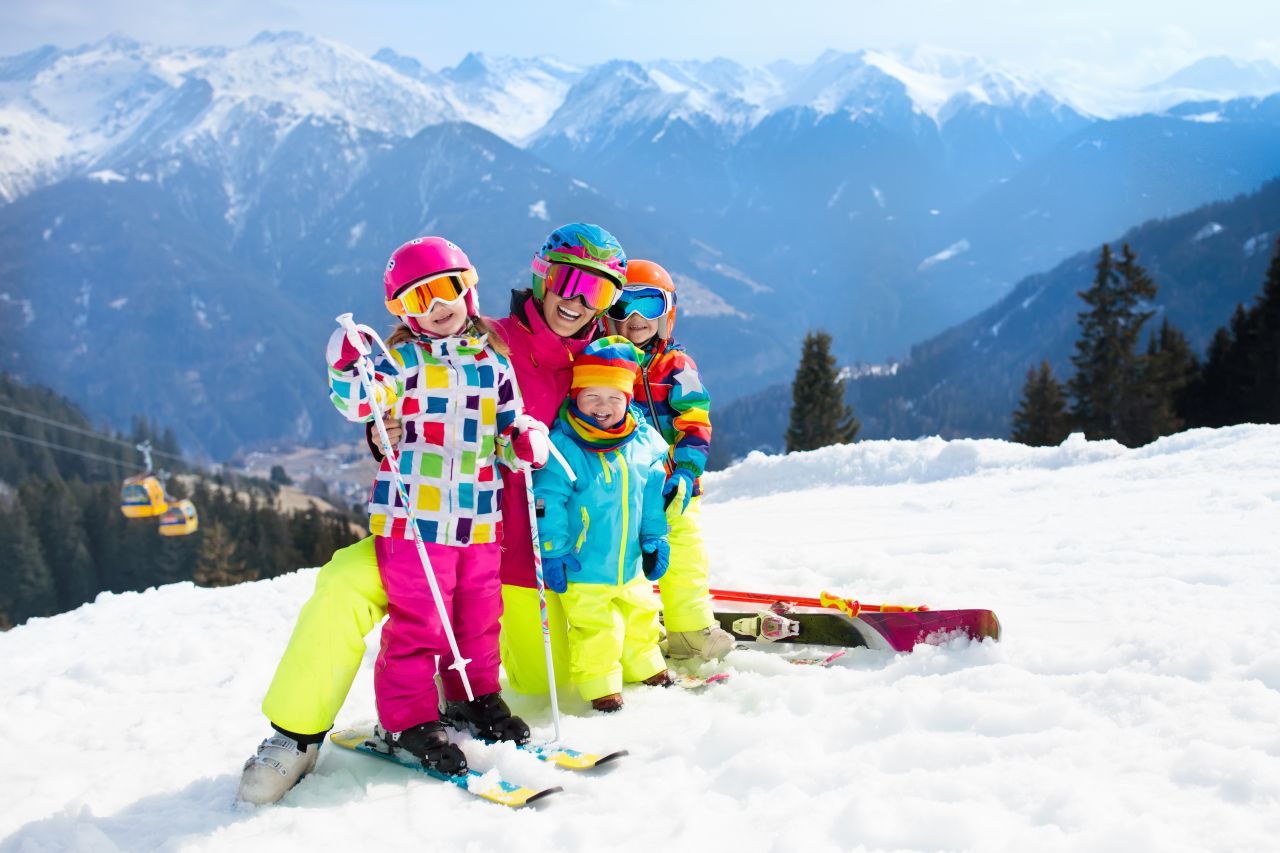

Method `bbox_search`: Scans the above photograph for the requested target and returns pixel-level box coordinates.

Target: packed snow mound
[706,424,1280,502]
[3,426,1280,852]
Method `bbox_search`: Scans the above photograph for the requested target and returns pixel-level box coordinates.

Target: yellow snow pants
[560,575,666,702]
[499,583,572,695]
[658,494,715,633]
[261,536,571,736]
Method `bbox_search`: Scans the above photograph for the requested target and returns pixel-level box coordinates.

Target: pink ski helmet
[383,237,480,334]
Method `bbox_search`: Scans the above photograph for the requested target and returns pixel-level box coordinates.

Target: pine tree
[18,477,98,611]
[1068,243,1159,446]
[0,496,56,626]
[1011,361,1073,446]
[1250,237,1280,423]
[786,330,860,452]
[1139,320,1199,441]
[194,521,257,587]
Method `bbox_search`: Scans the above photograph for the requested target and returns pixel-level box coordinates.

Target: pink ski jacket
[489,292,596,588]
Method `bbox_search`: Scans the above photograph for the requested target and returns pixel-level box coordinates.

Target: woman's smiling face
[541,288,596,337]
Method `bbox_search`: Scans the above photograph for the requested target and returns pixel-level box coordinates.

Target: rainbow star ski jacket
[328,330,525,546]
[634,338,712,495]
[533,406,669,586]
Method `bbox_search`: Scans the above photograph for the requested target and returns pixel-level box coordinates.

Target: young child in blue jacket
[532,336,672,712]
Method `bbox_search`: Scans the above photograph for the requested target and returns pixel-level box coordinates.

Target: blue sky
[3,0,1277,87]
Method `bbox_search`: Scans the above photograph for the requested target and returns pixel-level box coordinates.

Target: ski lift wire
[0,401,189,462]
[0,427,136,470]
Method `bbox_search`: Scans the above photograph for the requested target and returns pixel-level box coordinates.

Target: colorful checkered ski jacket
[328,330,524,546]
[635,338,712,495]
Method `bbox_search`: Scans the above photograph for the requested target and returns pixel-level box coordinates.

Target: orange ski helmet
[604,259,678,340]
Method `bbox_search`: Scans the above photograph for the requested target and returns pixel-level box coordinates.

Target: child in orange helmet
[603,260,733,661]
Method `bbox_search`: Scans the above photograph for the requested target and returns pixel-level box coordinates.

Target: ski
[789,649,847,667]
[708,587,1000,652]
[441,709,629,771]
[329,727,562,807]
[511,741,629,771]
[669,672,730,690]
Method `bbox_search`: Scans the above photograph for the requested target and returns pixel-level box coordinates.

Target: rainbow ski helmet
[604,258,678,340]
[383,237,479,334]
[530,223,627,304]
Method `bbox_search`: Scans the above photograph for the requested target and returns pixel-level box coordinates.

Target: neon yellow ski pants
[560,574,666,701]
[261,536,571,736]
[658,494,715,633]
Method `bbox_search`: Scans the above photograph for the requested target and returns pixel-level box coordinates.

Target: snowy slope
[3,426,1280,852]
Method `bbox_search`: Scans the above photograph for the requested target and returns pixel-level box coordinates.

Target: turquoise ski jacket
[533,407,670,586]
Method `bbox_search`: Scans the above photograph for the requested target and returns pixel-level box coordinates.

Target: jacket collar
[509,289,597,364]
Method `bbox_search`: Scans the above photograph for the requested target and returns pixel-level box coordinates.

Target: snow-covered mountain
[3,425,1279,850]
[3,33,1280,457]
[0,33,462,204]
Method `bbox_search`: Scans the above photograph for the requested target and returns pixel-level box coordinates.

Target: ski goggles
[607,285,671,321]
[386,270,476,316]
[542,262,621,312]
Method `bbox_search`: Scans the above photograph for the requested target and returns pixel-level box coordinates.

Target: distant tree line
[0,375,362,630]
[1012,237,1280,446]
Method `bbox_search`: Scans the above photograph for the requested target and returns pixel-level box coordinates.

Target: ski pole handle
[335,313,371,357]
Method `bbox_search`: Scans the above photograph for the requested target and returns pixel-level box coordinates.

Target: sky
[2,0,1278,89]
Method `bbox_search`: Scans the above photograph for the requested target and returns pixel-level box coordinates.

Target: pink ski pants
[374,537,502,732]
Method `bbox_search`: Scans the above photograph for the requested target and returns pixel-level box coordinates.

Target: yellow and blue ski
[329,727,562,808]
[511,740,628,771]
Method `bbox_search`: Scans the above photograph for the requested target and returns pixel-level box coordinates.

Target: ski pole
[547,442,576,483]
[336,313,475,701]
[522,423,575,742]
[523,472,562,743]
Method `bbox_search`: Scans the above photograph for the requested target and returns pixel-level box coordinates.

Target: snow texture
[2,426,1280,852]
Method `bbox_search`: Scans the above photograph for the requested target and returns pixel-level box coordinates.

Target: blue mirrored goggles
[607,286,671,321]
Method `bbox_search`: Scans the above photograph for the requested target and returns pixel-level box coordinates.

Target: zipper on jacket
[615,448,629,586]
[575,507,590,554]
[641,364,662,432]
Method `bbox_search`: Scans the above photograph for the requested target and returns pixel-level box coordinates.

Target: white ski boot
[665,625,735,661]
[236,734,320,805]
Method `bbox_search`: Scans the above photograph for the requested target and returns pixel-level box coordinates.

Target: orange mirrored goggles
[386,269,478,316]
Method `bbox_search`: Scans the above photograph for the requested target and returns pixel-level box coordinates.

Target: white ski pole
[336,313,475,701]
[522,434,576,743]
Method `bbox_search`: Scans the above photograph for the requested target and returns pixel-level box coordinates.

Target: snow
[3,428,1280,851]
[1194,222,1225,242]
[918,239,971,272]
[87,169,127,184]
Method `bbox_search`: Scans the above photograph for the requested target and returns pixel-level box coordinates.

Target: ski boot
[381,721,467,775]
[236,732,321,805]
[665,625,735,661]
[643,669,674,687]
[591,693,624,713]
[441,691,531,745]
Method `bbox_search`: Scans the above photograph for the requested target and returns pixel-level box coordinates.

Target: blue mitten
[641,538,670,582]
[541,553,579,594]
[661,468,696,514]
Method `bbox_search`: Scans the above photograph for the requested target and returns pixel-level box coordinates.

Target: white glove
[510,414,550,471]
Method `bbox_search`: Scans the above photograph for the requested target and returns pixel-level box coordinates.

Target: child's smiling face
[421,294,468,336]
[619,313,660,345]
[575,386,628,428]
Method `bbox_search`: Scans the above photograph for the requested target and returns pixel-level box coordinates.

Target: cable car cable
[0,402,189,462]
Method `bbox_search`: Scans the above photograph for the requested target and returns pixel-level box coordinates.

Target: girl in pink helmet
[242,237,549,797]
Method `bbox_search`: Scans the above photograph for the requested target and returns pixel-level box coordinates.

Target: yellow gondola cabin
[121,475,168,518]
[158,500,199,536]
